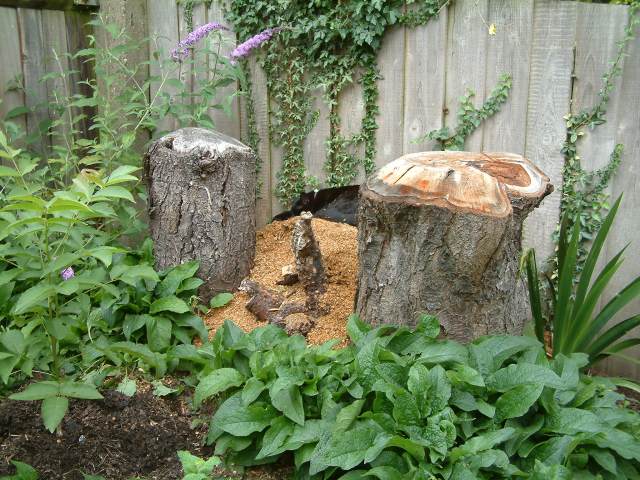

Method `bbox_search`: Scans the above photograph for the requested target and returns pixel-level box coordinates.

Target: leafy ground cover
[199,316,640,479]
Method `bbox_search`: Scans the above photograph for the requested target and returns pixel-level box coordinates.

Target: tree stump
[144,128,257,302]
[355,151,553,342]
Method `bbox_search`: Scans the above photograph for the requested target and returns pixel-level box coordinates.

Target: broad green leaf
[256,416,295,459]
[146,316,172,352]
[545,407,602,434]
[10,381,60,400]
[449,427,515,462]
[41,396,69,433]
[116,377,137,397]
[210,292,234,308]
[123,314,150,340]
[157,260,200,297]
[309,420,384,475]
[271,385,305,426]
[495,384,543,420]
[334,399,365,432]
[93,185,134,202]
[486,363,563,392]
[59,382,103,400]
[194,368,244,408]
[149,295,191,314]
[211,392,275,436]
[241,377,266,405]
[12,282,55,315]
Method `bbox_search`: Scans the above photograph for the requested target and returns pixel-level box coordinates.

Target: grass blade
[571,250,626,351]
[586,275,640,344]
[554,219,580,353]
[574,195,621,309]
[525,250,545,343]
[586,314,640,360]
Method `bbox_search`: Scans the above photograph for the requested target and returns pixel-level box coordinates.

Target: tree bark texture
[355,151,553,343]
[292,212,327,310]
[144,127,257,302]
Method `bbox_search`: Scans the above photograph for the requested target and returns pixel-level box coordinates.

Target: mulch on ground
[205,216,359,347]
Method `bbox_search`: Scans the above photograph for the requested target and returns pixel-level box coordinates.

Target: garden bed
[205,216,358,346]
[0,385,208,479]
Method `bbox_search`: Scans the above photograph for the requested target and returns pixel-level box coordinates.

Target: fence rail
[1,0,639,378]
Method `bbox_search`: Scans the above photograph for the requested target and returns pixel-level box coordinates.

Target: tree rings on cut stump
[355,151,552,343]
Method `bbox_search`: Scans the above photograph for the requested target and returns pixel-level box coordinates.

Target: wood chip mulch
[204,217,358,347]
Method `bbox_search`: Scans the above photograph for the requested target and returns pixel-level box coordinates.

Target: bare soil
[0,388,209,479]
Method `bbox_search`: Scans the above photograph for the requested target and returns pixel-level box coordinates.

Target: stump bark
[355,151,553,342]
[144,127,257,302]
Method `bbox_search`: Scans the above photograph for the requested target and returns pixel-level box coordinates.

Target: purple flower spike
[61,267,75,281]
[229,28,282,64]
[171,22,229,61]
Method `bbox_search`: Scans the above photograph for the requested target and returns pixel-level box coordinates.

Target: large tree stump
[144,128,257,302]
[355,151,552,342]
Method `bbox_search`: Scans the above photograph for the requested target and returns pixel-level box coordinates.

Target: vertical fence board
[0,7,26,133]
[601,30,640,380]
[482,0,534,153]
[42,9,71,146]
[522,0,577,262]
[572,3,628,314]
[206,3,240,139]
[337,70,366,184]
[147,0,179,134]
[303,90,330,187]
[65,10,95,140]
[403,9,447,154]
[240,58,272,227]
[445,0,489,151]
[17,7,49,154]
[375,24,405,167]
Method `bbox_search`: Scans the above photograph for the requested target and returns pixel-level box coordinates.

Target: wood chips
[204,217,358,346]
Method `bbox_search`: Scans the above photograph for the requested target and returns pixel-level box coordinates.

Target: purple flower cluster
[229,28,282,64]
[61,267,75,281]
[171,22,229,61]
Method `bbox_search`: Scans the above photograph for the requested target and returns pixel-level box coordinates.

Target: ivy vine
[558,0,639,268]
[416,74,512,151]
[223,0,449,206]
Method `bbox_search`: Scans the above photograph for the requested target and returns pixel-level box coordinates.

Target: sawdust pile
[204,217,358,345]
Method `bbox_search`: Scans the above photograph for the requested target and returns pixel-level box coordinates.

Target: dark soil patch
[0,389,210,479]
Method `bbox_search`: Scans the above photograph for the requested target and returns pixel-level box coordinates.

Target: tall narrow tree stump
[144,128,257,302]
[355,152,552,342]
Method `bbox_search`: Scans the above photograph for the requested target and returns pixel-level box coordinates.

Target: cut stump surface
[356,151,552,342]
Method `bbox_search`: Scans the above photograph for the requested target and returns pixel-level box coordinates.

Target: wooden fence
[1,0,639,378]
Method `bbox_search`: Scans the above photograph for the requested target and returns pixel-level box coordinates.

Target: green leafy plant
[177,451,222,480]
[192,316,640,478]
[0,461,38,480]
[416,73,512,151]
[525,195,640,365]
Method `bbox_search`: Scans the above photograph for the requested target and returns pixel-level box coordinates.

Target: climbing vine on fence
[223,0,450,206]
[559,0,639,269]
[415,73,512,151]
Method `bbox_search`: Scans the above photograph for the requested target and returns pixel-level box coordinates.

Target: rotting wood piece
[239,279,310,335]
[355,151,553,343]
[292,212,327,310]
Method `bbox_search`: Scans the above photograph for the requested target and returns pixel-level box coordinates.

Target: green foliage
[210,292,234,308]
[525,196,640,366]
[193,316,640,478]
[417,74,512,151]
[559,1,639,269]
[0,461,38,480]
[177,451,223,480]
[224,0,448,205]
